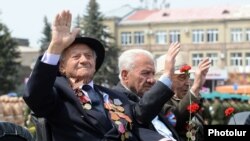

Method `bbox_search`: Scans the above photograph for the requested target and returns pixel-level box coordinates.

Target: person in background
[113,44,181,141]
[23,10,178,141]
[158,52,211,141]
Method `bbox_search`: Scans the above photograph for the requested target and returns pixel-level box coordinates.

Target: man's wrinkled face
[60,44,96,80]
[123,55,156,97]
[172,73,191,99]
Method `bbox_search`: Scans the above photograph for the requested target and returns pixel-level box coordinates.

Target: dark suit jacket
[23,59,175,141]
[113,82,181,141]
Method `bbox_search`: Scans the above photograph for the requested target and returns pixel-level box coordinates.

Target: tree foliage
[0,23,21,94]
[80,0,120,86]
[39,16,51,54]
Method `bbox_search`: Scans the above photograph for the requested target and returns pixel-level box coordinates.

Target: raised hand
[47,10,80,54]
[191,58,211,96]
[163,42,181,78]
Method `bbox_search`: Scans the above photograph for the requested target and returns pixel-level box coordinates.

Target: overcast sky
[0,0,250,47]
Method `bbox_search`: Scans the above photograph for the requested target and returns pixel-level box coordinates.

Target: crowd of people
[201,95,250,125]
[0,9,249,141]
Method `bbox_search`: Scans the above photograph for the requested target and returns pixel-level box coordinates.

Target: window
[134,31,144,45]
[155,31,167,44]
[231,28,242,42]
[246,29,250,41]
[230,53,242,66]
[207,29,218,43]
[121,32,132,46]
[169,30,180,43]
[206,53,218,66]
[192,29,204,43]
[192,53,203,66]
[246,53,250,66]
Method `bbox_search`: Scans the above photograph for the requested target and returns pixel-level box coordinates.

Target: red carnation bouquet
[181,64,201,141]
[186,102,200,141]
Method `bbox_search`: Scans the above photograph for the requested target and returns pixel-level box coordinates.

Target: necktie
[82,85,106,115]
[81,85,113,130]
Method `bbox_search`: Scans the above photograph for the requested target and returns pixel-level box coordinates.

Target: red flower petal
[224,107,235,117]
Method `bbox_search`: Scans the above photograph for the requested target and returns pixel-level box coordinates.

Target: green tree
[0,22,21,94]
[39,16,51,54]
[80,0,120,87]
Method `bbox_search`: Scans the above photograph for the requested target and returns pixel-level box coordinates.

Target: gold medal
[190,135,196,141]
[115,120,122,125]
[116,106,125,112]
[121,134,125,141]
[124,115,132,123]
[125,132,129,138]
[186,131,191,138]
[116,112,132,123]
[83,103,92,110]
[110,111,120,120]
[77,92,83,96]
[110,103,117,111]
[104,103,112,110]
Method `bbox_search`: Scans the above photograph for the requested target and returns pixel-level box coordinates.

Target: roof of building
[120,5,250,24]
[104,4,137,19]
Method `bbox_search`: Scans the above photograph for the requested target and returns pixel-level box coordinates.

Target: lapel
[55,77,110,134]
[55,76,83,113]
[114,83,140,103]
[84,86,113,133]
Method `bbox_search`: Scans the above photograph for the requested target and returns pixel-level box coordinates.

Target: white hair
[118,49,154,80]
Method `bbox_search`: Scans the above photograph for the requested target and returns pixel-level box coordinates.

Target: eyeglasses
[174,74,190,81]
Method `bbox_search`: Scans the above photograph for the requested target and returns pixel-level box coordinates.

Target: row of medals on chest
[76,90,132,140]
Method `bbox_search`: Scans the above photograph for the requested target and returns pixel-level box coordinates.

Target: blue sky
[0,0,249,47]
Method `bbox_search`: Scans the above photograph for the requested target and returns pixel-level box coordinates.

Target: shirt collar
[79,80,94,89]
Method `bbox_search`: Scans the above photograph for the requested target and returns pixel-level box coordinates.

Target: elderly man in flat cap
[157,52,210,141]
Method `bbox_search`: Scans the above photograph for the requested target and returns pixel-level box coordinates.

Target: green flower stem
[188,85,191,141]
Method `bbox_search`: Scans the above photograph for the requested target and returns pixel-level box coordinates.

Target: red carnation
[187,102,200,113]
[180,65,191,73]
[224,107,235,117]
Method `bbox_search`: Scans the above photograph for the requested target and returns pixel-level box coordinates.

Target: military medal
[110,111,120,120]
[104,103,112,110]
[83,103,92,110]
[118,123,125,134]
[116,112,132,123]
[103,98,133,139]
[124,132,129,138]
[121,134,125,141]
[80,95,90,103]
[114,98,122,105]
[116,106,125,112]
[191,136,196,141]
[186,131,191,138]
[123,115,132,123]
[115,120,122,125]
[77,92,83,96]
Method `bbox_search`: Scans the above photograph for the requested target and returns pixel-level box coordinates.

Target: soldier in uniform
[211,96,225,125]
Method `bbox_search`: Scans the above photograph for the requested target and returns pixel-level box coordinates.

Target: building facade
[103,5,250,93]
